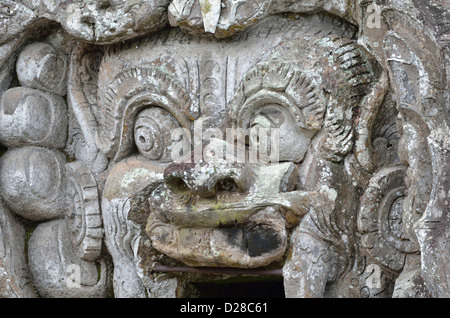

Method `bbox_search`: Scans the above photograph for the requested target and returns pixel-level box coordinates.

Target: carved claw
[321,105,354,162]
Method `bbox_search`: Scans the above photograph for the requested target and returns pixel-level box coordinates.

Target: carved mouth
[147,181,306,230]
[146,205,288,268]
[141,163,309,267]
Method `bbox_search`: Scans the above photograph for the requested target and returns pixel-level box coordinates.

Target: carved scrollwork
[0,0,447,299]
[358,166,420,273]
[96,65,193,161]
[66,162,103,262]
[68,43,108,173]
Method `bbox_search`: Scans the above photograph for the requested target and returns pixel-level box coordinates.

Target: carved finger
[332,125,345,137]
[339,126,352,139]
[341,129,354,147]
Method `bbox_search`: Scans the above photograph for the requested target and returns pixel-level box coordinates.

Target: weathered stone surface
[0,1,37,45]
[16,42,68,96]
[6,0,170,45]
[0,202,36,298]
[102,156,165,297]
[66,161,103,262]
[0,87,68,149]
[0,0,447,298]
[0,147,67,221]
[168,0,359,38]
[28,219,112,298]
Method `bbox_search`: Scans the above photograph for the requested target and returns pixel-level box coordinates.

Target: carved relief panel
[0,0,448,298]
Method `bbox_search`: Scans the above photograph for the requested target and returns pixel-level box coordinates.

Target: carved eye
[134,107,184,162]
[248,105,315,163]
[248,109,278,149]
[250,113,273,130]
[134,109,164,160]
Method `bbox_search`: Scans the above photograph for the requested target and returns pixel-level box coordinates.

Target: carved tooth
[183,193,192,204]
[199,0,221,33]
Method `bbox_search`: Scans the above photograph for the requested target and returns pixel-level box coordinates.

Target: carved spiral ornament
[358,166,420,272]
[134,109,165,160]
[0,0,447,299]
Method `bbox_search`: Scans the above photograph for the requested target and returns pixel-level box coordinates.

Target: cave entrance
[191,276,285,298]
[152,265,285,298]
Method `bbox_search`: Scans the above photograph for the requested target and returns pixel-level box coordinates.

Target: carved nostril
[215,178,239,193]
[166,176,190,193]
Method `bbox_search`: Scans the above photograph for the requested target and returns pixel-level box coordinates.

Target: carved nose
[163,161,249,198]
[163,139,250,198]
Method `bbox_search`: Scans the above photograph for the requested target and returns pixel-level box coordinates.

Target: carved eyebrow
[231,60,326,131]
[250,112,276,127]
[97,66,193,160]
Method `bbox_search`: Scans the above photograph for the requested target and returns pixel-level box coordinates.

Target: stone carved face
[100,15,376,270]
[0,0,446,300]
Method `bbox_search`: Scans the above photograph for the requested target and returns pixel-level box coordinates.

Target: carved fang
[199,0,221,33]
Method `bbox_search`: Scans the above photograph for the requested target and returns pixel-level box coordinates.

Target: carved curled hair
[331,39,379,105]
[320,38,388,169]
[332,40,389,172]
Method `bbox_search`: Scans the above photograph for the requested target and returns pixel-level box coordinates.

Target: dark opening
[166,176,190,193]
[0,145,7,158]
[191,277,285,298]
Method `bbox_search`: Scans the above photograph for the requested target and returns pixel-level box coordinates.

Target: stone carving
[0,0,448,298]
[16,42,68,96]
[67,42,108,173]
[28,219,111,298]
[0,202,36,298]
[66,162,103,262]
[0,87,67,149]
[168,0,358,37]
[0,147,67,221]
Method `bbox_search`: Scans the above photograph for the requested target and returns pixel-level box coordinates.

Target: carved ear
[358,166,420,272]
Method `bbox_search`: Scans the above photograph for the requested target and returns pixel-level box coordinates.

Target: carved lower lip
[148,224,287,268]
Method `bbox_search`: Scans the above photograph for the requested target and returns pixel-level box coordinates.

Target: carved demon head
[0,0,447,301]
[98,13,381,276]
